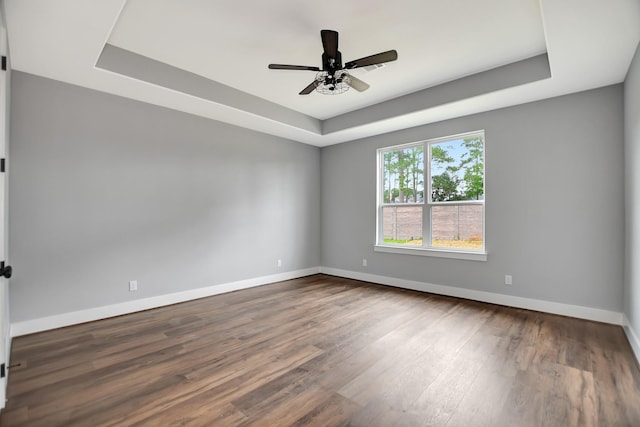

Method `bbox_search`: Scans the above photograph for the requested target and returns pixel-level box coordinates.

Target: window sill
[374,244,488,262]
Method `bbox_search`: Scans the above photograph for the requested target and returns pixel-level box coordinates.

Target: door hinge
[0,363,5,378]
[1,158,5,173]
[0,261,11,279]
[1,56,6,71]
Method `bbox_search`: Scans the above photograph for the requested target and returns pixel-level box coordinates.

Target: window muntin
[378,131,485,254]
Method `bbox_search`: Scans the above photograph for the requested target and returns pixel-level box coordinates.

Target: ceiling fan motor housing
[322,51,343,75]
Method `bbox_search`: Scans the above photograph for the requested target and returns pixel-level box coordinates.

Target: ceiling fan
[268,30,398,95]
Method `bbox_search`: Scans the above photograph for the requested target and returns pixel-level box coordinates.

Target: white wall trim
[374,244,488,262]
[623,315,640,367]
[10,267,320,337]
[10,266,628,339]
[319,267,624,325]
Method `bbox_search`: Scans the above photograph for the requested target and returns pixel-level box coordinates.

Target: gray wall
[322,85,625,311]
[7,70,629,323]
[9,72,320,323]
[625,43,640,334]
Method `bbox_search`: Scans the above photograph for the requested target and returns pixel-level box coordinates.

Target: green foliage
[407,147,424,203]
[429,137,484,201]
[383,136,483,204]
[459,137,484,200]
[383,146,424,203]
[431,171,460,201]
[384,237,423,244]
[383,188,400,202]
[431,145,454,166]
[430,143,459,201]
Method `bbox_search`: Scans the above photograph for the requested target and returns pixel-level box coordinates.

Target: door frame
[0,4,10,409]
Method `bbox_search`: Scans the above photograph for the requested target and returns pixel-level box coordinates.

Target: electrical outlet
[505,275,513,285]
[277,259,282,268]
[129,280,138,292]
[362,259,368,267]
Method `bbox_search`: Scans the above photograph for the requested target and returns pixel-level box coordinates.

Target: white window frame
[375,131,487,262]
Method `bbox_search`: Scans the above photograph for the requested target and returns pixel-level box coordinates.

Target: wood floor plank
[288,392,361,427]
[1,274,639,426]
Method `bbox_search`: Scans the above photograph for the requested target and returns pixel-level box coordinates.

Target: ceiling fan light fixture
[267,30,398,95]
[315,70,351,95]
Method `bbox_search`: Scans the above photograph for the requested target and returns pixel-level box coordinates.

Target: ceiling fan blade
[299,80,317,95]
[269,64,320,71]
[345,50,398,69]
[321,30,339,59]
[347,75,370,92]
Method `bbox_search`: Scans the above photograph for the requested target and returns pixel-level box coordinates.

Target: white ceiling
[2,0,639,147]
[108,0,547,120]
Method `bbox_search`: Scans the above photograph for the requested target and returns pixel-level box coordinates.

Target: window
[376,131,486,260]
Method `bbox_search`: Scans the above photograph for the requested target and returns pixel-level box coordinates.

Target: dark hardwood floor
[1,274,639,426]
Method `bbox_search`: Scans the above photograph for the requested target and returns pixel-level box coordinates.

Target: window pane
[431,136,484,202]
[382,146,424,204]
[383,206,423,245]
[431,205,483,250]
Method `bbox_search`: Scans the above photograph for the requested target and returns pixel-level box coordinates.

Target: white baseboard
[10,267,320,337]
[623,315,640,367]
[9,266,627,338]
[319,267,624,325]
